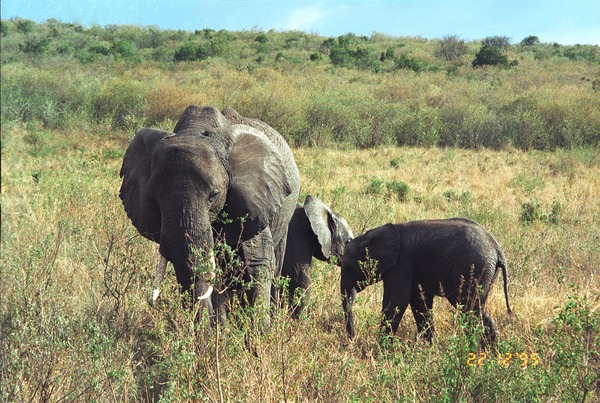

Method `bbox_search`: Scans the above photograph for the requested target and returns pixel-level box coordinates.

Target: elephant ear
[360,223,401,278]
[119,128,169,243]
[226,125,294,240]
[303,195,334,259]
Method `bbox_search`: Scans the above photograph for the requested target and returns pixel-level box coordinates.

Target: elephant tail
[498,256,513,317]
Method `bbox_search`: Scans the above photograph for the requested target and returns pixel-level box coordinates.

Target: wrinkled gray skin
[341,218,511,346]
[282,195,354,319]
[120,105,300,327]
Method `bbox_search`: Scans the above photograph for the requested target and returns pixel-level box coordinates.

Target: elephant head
[119,105,300,318]
[340,223,400,338]
[282,195,354,318]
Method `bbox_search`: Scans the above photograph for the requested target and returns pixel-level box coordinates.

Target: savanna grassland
[1,19,599,402]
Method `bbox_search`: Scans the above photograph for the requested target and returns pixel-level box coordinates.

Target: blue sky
[2,0,599,45]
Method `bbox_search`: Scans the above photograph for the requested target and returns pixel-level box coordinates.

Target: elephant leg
[381,270,413,336]
[270,234,288,316]
[241,228,275,330]
[481,311,497,349]
[289,263,311,319]
[410,290,435,342]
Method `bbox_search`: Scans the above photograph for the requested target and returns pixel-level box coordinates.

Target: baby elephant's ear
[303,195,333,259]
[119,128,169,243]
[361,223,400,277]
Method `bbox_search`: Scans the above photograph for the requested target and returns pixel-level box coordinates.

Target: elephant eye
[208,189,220,203]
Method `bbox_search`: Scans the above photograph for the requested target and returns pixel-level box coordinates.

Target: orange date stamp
[467,352,540,368]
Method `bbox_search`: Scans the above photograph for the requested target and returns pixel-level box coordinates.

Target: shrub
[15,18,35,34]
[520,200,543,224]
[394,53,426,72]
[520,200,561,225]
[547,292,599,401]
[91,78,147,129]
[481,35,511,50]
[472,45,509,67]
[173,42,197,62]
[365,178,385,194]
[520,35,540,46]
[144,84,204,127]
[443,189,472,203]
[395,107,441,147]
[173,41,209,62]
[255,33,268,44]
[112,39,140,62]
[435,35,469,61]
[19,36,51,54]
[386,181,410,201]
[0,65,91,127]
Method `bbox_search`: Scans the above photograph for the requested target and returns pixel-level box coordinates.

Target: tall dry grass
[1,122,598,401]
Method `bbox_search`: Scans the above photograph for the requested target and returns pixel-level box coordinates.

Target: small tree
[472,45,509,67]
[520,35,540,46]
[481,36,511,50]
[254,33,268,44]
[173,42,198,62]
[16,18,35,34]
[435,35,469,61]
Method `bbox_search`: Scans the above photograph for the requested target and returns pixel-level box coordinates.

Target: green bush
[365,178,385,194]
[520,200,561,225]
[386,181,410,201]
[547,292,599,400]
[394,53,427,72]
[472,45,509,67]
[0,65,90,127]
[90,78,147,129]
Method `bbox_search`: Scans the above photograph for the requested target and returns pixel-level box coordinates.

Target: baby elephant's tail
[498,254,513,317]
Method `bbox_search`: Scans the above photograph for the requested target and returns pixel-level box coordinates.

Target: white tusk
[152,288,161,302]
[197,285,214,301]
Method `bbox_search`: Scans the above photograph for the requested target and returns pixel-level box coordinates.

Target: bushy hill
[1,18,599,149]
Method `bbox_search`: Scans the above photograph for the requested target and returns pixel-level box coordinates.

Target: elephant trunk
[341,276,357,339]
[159,199,216,303]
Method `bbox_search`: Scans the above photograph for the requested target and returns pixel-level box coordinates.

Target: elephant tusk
[197,285,214,300]
[152,288,161,302]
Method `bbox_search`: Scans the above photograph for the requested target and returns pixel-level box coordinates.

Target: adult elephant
[119,105,300,327]
[340,218,511,346]
[282,195,354,318]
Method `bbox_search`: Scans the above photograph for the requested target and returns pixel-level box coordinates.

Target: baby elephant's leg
[410,289,435,342]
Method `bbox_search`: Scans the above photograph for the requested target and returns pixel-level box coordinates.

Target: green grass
[2,123,598,401]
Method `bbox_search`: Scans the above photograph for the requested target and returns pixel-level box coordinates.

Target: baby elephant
[340,218,511,346]
[282,195,354,318]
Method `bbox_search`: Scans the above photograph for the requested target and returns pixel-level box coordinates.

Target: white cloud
[284,6,330,31]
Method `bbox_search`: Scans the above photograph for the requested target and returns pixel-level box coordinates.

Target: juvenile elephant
[119,105,300,327]
[282,195,354,318]
[340,218,511,346]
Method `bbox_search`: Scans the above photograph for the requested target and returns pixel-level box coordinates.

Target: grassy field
[1,19,599,402]
[1,121,598,401]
